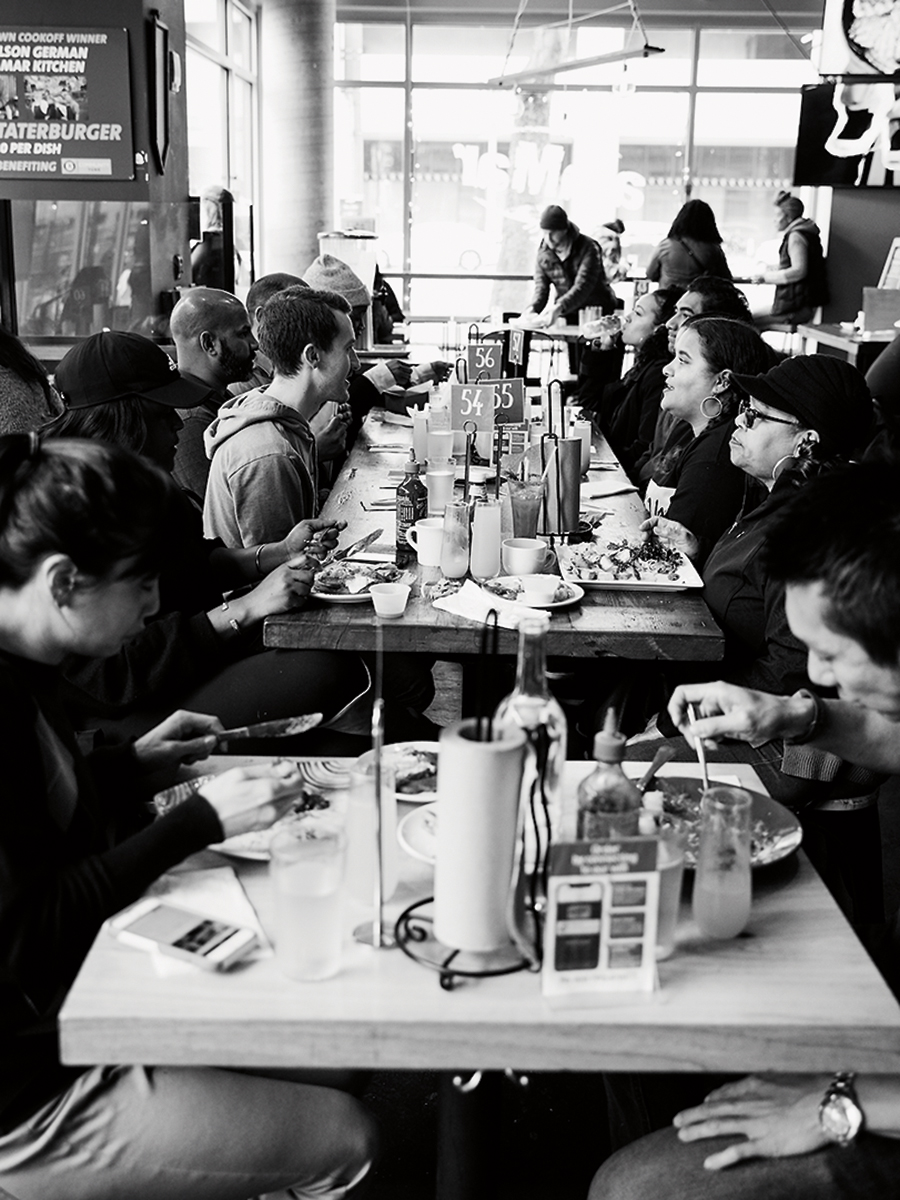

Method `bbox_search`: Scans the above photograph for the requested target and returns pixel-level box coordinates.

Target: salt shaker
[692,786,752,939]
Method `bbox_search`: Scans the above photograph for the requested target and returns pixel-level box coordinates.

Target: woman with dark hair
[0,433,375,1200]
[0,325,62,434]
[644,316,775,561]
[646,200,732,290]
[579,288,682,475]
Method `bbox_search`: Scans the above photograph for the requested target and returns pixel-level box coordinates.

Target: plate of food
[153,770,336,861]
[397,802,437,863]
[644,775,802,869]
[312,563,411,603]
[481,576,584,610]
[557,536,703,591]
[356,741,439,802]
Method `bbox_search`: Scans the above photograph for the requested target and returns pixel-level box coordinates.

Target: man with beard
[171,288,258,497]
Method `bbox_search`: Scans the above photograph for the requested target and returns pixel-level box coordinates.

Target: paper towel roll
[433,719,527,953]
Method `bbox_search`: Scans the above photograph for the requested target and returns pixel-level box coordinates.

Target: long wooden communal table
[264,413,724,677]
[60,758,900,1074]
[59,758,900,1199]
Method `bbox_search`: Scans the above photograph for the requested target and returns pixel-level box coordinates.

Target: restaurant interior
[2,0,900,1198]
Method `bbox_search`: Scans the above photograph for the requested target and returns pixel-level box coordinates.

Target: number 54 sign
[450,384,495,434]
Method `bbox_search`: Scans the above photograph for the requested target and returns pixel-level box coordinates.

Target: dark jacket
[0,650,222,1131]
[530,224,616,317]
[772,218,828,316]
[603,358,668,478]
[646,237,732,290]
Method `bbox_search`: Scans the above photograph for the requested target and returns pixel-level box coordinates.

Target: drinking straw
[478,610,499,743]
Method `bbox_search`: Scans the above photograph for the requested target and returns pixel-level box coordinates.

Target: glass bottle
[692,786,752,939]
[574,711,642,840]
[493,614,568,832]
[395,450,428,567]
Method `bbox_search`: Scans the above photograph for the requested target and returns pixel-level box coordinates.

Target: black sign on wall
[0,26,134,182]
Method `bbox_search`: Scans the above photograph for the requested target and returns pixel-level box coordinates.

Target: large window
[185,0,258,292]
[335,22,817,319]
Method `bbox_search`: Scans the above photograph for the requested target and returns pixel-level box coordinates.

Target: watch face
[821,1094,864,1144]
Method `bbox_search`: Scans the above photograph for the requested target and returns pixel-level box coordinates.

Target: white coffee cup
[502,537,550,576]
[370,582,410,619]
[518,574,558,607]
[407,517,444,567]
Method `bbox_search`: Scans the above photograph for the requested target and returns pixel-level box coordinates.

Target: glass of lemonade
[692,787,752,940]
[270,815,346,981]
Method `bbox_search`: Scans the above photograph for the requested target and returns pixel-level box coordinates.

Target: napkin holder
[541,435,581,537]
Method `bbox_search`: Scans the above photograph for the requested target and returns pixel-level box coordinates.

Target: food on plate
[564,535,684,583]
[313,562,405,596]
[424,577,464,601]
[482,577,575,604]
[394,747,439,795]
[646,779,785,866]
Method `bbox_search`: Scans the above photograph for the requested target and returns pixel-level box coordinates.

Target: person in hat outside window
[753,191,829,333]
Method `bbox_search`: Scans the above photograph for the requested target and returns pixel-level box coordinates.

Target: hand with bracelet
[667,681,821,751]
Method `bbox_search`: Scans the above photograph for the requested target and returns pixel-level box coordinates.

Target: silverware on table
[635,743,678,793]
[215,713,323,745]
[686,703,710,791]
[330,528,384,562]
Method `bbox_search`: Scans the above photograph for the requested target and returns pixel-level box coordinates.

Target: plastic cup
[412,408,429,462]
[407,517,444,566]
[427,429,455,461]
[370,582,410,618]
[426,460,456,517]
[502,537,550,575]
[518,574,558,606]
[655,818,687,960]
[270,816,346,981]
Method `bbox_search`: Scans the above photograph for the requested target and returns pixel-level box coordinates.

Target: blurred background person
[646,200,733,291]
[0,324,61,435]
[753,190,829,332]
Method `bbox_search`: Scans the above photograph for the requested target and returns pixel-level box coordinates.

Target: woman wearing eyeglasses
[643,354,879,923]
[643,317,775,564]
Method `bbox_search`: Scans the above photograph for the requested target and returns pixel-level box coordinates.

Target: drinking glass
[344,763,398,908]
[507,477,543,539]
[469,498,501,581]
[692,787,752,939]
[440,500,470,579]
[270,815,346,980]
[426,458,455,516]
[655,817,687,960]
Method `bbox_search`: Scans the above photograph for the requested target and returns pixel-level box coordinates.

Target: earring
[700,394,723,420]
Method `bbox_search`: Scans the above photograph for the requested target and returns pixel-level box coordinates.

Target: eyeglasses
[736,398,801,430]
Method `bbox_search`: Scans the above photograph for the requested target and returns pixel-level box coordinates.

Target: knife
[331,528,384,562]
[215,713,323,745]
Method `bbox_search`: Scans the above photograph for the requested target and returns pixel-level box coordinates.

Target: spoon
[635,742,678,793]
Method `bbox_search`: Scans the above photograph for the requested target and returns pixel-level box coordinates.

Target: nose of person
[348,346,360,373]
[806,648,835,690]
[663,357,675,379]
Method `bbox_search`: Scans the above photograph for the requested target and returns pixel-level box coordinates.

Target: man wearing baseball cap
[53,331,208,474]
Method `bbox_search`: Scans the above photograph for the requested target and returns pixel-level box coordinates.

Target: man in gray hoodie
[203,287,358,548]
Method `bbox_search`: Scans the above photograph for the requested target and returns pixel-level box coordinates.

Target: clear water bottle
[692,786,752,939]
[493,614,567,833]
[575,711,642,840]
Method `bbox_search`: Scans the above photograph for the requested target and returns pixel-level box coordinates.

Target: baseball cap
[54,332,208,410]
[730,354,873,452]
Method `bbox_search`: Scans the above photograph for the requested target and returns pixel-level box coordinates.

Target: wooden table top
[59,759,900,1075]
[264,415,723,663]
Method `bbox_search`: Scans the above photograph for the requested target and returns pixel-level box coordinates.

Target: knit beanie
[603,219,625,235]
[730,354,873,453]
[774,191,804,221]
[539,205,569,232]
[301,255,370,308]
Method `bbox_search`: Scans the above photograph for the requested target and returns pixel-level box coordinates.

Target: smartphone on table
[109,898,258,971]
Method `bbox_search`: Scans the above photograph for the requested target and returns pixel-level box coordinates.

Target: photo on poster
[796,0,900,186]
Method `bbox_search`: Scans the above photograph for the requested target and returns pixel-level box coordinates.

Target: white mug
[501,537,550,576]
[407,517,445,567]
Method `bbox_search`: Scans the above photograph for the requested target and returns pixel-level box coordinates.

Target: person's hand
[238,554,315,623]
[386,359,413,387]
[532,309,553,328]
[640,515,700,560]
[134,710,224,772]
[673,1074,831,1170]
[667,681,811,750]
[281,517,347,563]
[412,360,453,385]
[196,761,307,839]
[315,412,351,462]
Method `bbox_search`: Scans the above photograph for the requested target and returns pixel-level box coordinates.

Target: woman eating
[644,316,775,563]
[0,433,375,1199]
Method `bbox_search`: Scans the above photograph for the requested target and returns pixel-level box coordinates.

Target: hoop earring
[700,394,723,420]
[772,453,795,481]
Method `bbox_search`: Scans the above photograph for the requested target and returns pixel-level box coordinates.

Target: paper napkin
[432,579,545,629]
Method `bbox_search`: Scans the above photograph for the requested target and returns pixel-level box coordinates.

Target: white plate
[382,409,414,427]
[312,590,374,605]
[481,576,584,610]
[312,566,412,603]
[356,741,440,802]
[455,464,495,484]
[557,542,703,592]
[397,802,437,864]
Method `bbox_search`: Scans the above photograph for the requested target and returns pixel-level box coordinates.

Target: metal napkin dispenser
[541,435,581,536]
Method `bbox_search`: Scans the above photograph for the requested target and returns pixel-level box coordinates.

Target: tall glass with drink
[692,786,752,939]
[440,500,470,579]
[469,498,501,581]
[344,763,398,908]
[270,815,346,980]
[507,477,543,539]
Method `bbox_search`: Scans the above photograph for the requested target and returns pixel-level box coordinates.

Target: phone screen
[128,906,236,956]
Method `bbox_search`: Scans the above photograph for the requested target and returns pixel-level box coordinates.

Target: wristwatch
[818,1072,865,1145]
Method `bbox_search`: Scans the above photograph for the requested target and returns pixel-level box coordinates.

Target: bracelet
[784,688,826,745]
[254,543,268,577]
[220,599,240,636]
